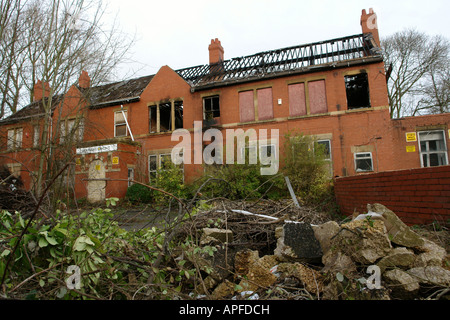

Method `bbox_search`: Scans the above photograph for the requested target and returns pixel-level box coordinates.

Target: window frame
[354,152,374,172]
[203,95,220,120]
[345,73,371,110]
[7,127,23,150]
[418,130,448,168]
[114,110,128,137]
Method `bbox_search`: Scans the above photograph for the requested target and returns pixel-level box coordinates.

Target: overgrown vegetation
[282,133,337,212]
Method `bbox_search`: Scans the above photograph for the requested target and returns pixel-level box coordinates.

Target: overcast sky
[105,0,450,80]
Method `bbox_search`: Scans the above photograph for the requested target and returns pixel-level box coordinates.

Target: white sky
[105,0,450,80]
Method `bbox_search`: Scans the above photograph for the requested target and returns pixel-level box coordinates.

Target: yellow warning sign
[75,158,81,165]
[406,145,416,153]
[95,165,101,171]
[406,132,417,142]
[112,156,119,165]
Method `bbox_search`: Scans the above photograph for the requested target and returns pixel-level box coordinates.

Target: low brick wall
[334,165,450,225]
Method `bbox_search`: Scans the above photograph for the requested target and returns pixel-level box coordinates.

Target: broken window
[354,152,373,172]
[7,127,23,150]
[345,73,370,109]
[418,130,448,167]
[149,100,183,133]
[114,110,128,137]
[203,96,220,120]
[149,105,157,133]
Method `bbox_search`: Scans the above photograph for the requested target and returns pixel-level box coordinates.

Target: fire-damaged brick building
[1,8,449,213]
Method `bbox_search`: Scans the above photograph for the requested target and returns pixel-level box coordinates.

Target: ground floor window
[354,152,373,172]
[148,153,184,184]
[418,130,448,167]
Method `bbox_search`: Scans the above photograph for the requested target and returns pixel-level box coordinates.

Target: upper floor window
[7,127,23,150]
[114,110,128,137]
[288,79,328,117]
[203,96,220,120]
[418,130,448,167]
[239,87,274,123]
[345,73,370,109]
[60,118,84,144]
[149,100,183,133]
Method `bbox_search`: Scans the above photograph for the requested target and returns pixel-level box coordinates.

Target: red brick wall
[334,165,450,225]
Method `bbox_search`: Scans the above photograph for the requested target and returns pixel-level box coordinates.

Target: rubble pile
[185,202,449,300]
[0,165,36,218]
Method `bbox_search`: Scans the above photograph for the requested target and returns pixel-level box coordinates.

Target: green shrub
[282,133,334,207]
[194,162,284,200]
[125,183,153,204]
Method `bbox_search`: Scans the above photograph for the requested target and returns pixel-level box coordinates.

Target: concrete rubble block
[277,262,324,295]
[238,260,277,292]
[274,222,323,263]
[331,218,392,265]
[407,266,450,287]
[312,221,340,253]
[321,251,357,276]
[201,228,233,244]
[234,249,259,277]
[414,238,447,268]
[383,269,420,299]
[211,279,235,300]
[377,247,416,272]
[367,203,425,248]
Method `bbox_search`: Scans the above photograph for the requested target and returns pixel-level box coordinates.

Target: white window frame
[114,110,128,137]
[418,130,448,167]
[7,127,23,150]
[354,152,373,172]
[316,139,332,161]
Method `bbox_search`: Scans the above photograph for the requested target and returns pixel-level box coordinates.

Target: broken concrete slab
[312,221,340,253]
[377,247,416,272]
[367,203,424,248]
[201,227,233,244]
[331,218,392,264]
[407,266,450,287]
[383,269,420,299]
[274,222,323,263]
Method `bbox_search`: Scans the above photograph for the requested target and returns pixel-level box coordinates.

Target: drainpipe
[121,105,134,141]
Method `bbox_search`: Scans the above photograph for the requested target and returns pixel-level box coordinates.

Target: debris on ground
[176,201,449,300]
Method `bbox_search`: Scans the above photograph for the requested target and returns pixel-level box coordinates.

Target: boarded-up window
[257,88,273,120]
[239,90,255,122]
[288,83,307,117]
[308,80,328,114]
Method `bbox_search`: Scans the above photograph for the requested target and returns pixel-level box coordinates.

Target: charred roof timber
[177,33,382,91]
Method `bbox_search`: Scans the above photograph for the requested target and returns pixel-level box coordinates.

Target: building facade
[1,9,449,203]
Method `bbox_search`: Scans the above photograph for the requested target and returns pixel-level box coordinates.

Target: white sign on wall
[76,144,117,155]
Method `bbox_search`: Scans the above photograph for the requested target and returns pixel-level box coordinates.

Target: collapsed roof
[1,32,382,123]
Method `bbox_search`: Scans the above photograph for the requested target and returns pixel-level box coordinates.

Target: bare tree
[382,29,450,118]
[1,0,135,198]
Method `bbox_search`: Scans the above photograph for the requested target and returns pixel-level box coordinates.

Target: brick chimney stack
[360,8,380,47]
[33,80,51,101]
[208,38,224,65]
[78,70,90,88]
